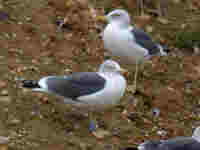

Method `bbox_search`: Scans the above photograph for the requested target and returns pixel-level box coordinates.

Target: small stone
[172,0,181,4]
[0,96,12,104]
[180,23,187,29]
[92,129,110,139]
[79,142,87,150]
[126,85,136,94]
[193,45,200,54]
[104,144,113,150]
[145,25,153,33]
[0,90,8,96]
[0,145,8,150]
[64,68,72,74]
[18,22,23,25]
[25,17,31,22]
[0,11,9,21]
[9,118,21,125]
[65,0,74,8]
[0,56,5,59]
[0,136,9,145]
[157,129,167,136]
[0,81,6,88]
[0,5,3,9]
[22,88,29,93]
[137,14,151,21]
[74,124,81,130]
[0,136,8,150]
[157,17,169,25]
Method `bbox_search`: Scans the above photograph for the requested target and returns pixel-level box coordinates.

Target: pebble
[0,96,12,104]
[0,90,8,96]
[0,11,9,21]
[0,81,6,88]
[145,25,153,33]
[0,136,9,145]
[193,45,200,55]
[9,118,21,125]
[79,142,87,150]
[104,144,113,150]
[0,145,8,150]
[91,129,110,139]
[0,56,5,60]
[0,136,9,150]
[157,129,167,136]
[157,17,169,25]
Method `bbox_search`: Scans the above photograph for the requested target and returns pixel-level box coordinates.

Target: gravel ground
[0,0,200,149]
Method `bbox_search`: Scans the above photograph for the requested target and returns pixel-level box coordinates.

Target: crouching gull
[22,60,127,131]
[138,126,200,150]
[100,9,169,92]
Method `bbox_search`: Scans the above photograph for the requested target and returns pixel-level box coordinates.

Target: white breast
[103,23,147,64]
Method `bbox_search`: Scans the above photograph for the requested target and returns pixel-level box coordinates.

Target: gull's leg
[137,0,144,16]
[140,0,145,16]
[157,0,162,17]
[136,0,140,15]
[88,110,97,132]
[133,60,139,93]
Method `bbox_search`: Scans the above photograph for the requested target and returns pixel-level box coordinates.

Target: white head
[99,60,126,74]
[106,9,131,27]
[192,126,200,142]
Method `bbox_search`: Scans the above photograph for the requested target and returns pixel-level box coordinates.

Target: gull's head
[106,9,131,27]
[192,126,200,142]
[99,60,126,74]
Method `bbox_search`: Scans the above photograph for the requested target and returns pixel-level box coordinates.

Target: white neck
[110,20,129,29]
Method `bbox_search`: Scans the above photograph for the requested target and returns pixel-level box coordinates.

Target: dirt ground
[0,0,200,149]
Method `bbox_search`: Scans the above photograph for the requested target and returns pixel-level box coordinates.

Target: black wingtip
[162,45,170,53]
[22,80,40,88]
[120,147,138,150]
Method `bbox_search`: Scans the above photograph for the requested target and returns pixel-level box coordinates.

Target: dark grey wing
[158,137,200,150]
[131,28,161,55]
[139,140,163,150]
[45,72,106,99]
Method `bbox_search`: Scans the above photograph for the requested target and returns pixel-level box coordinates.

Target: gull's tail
[22,80,40,89]
[157,44,170,56]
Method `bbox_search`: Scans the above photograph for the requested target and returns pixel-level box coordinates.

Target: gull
[22,60,127,132]
[138,126,200,150]
[101,9,168,92]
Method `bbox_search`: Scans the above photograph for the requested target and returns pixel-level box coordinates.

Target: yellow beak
[96,15,108,23]
[119,68,128,75]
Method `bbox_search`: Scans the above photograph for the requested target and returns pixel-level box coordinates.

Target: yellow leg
[89,111,97,132]
[137,0,144,16]
[134,60,138,93]
[140,0,144,16]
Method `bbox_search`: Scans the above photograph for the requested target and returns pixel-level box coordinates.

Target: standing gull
[101,9,168,92]
[22,60,127,131]
[138,126,200,150]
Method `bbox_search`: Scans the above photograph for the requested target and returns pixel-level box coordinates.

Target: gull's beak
[119,68,128,75]
[96,15,108,23]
